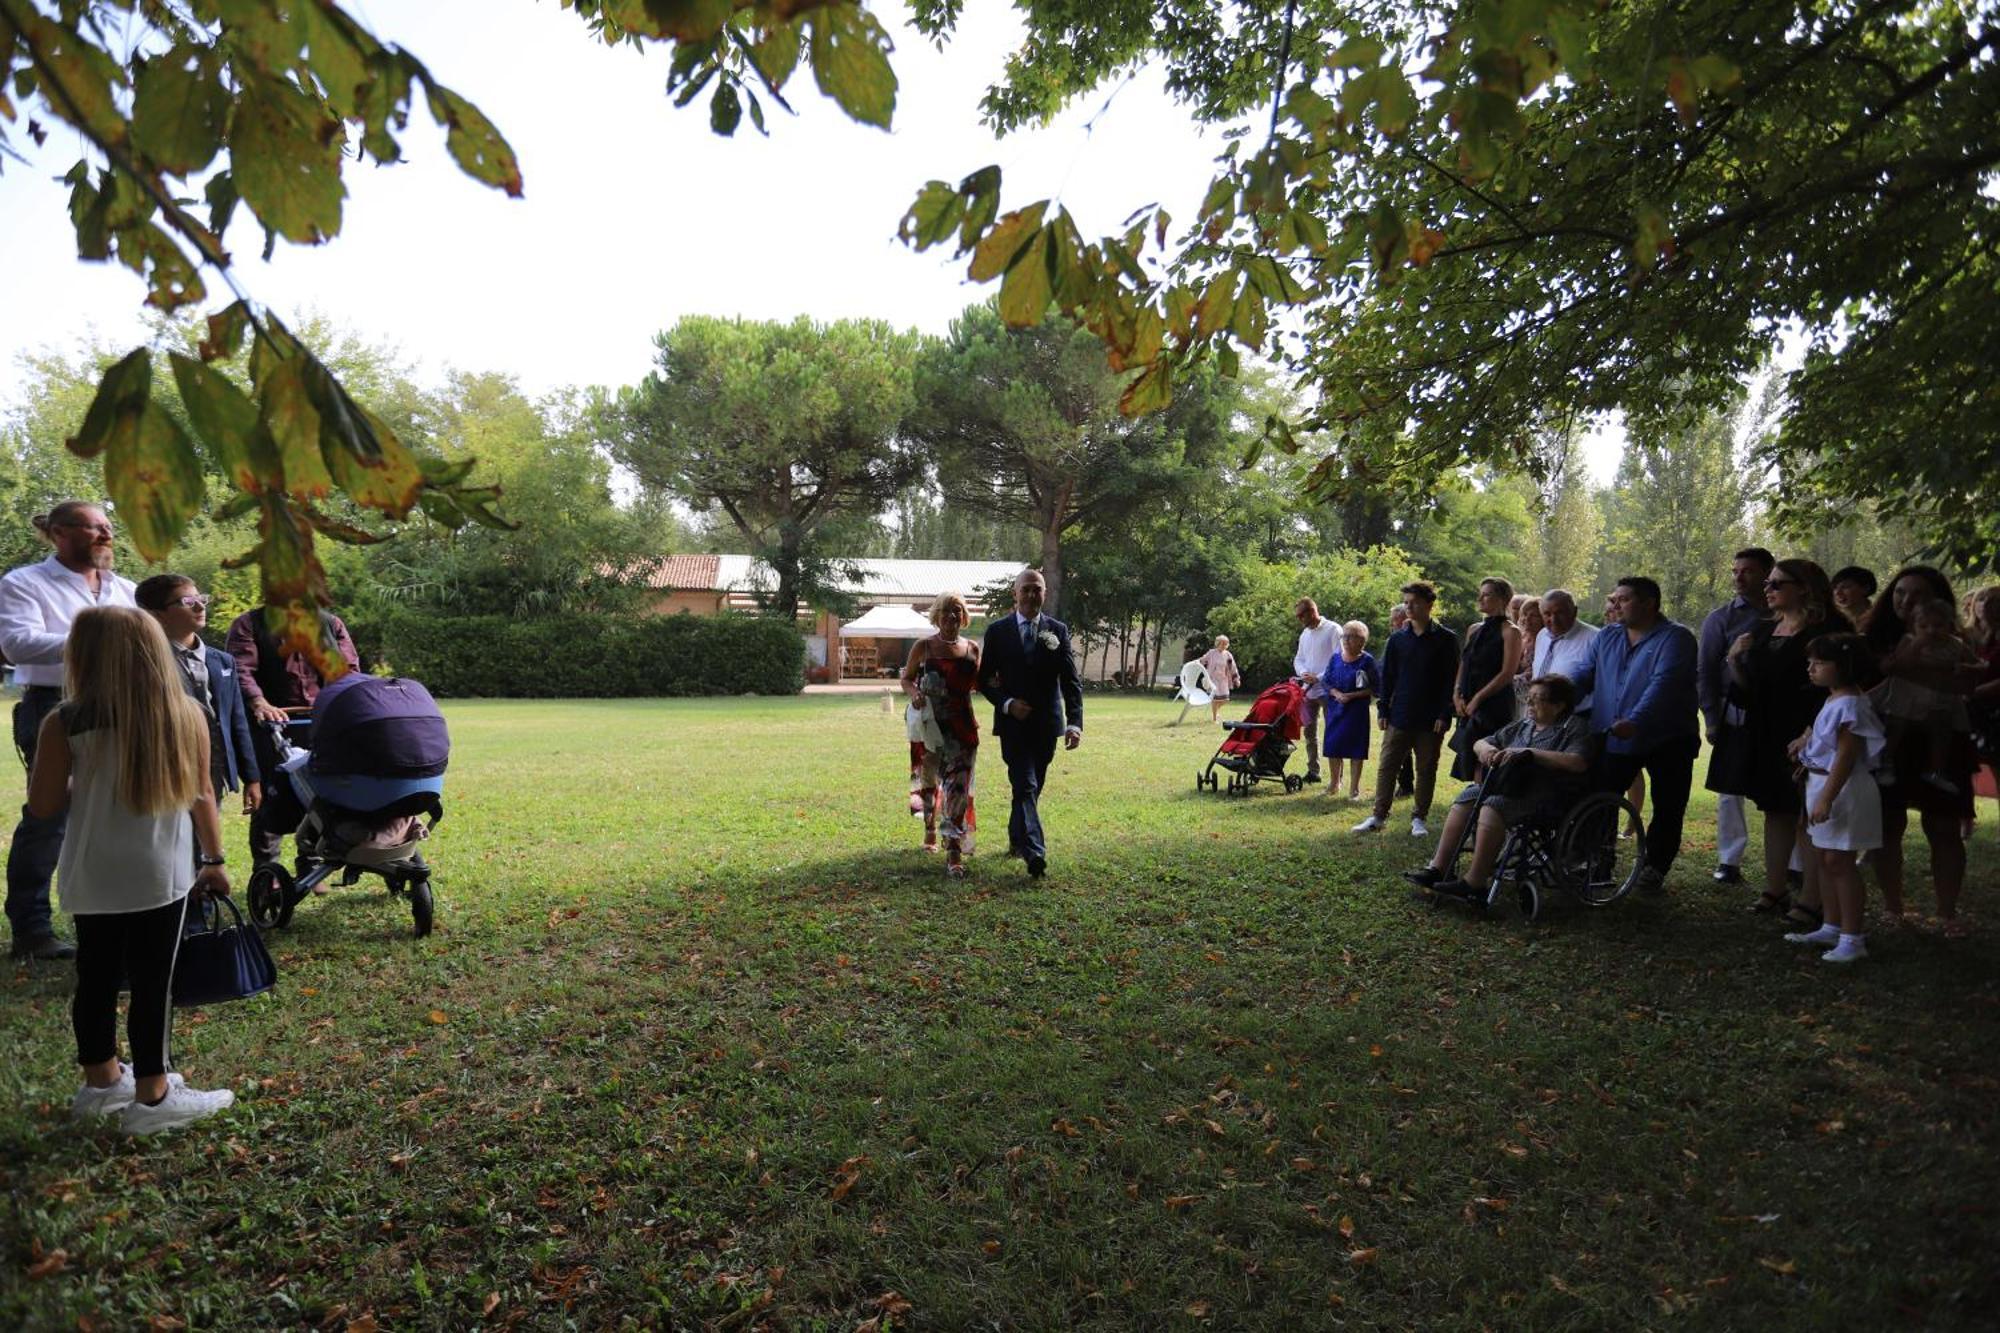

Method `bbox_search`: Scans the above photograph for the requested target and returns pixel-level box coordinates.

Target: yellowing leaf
[1338,1214,1356,1238]
[969,202,1048,282]
[1348,1247,1379,1266]
[131,47,227,174]
[996,229,1053,326]
[428,1009,448,1025]
[808,5,896,129]
[230,77,345,244]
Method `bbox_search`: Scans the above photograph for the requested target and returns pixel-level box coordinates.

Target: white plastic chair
[1173,659,1213,725]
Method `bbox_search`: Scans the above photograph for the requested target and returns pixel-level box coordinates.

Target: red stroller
[1197,679,1307,795]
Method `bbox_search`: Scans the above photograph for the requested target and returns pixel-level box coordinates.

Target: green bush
[363,611,805,698]
[1205,546,1430,690]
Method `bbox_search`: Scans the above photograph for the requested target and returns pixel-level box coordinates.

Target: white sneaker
[120,1080,235,1136]
[1352,816,1385,833]
[70,1064,136,1121]
[1409,817,1430,837]
[1784,924,1840,946]
[1821,937,1868,965]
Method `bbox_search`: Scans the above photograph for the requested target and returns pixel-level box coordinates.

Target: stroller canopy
[309,674,450,779]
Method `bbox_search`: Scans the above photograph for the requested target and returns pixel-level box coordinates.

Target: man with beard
[0,502,137,960]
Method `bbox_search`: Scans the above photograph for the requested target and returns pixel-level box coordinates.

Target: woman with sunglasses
[134,576,261,824]
[1712,558,1843,915]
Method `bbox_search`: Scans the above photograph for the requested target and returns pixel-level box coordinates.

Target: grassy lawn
[3,694,1996,1330]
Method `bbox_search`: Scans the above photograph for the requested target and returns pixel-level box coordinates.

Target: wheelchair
[1426,787,1645,922]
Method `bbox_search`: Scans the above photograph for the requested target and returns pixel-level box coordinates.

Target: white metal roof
[712,555,1025,603]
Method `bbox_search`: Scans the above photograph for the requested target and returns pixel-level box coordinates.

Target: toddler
[1785,634,1887,963]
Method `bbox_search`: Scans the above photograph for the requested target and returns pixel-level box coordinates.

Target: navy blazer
[197,642,261,792]
[978,612,1084,741]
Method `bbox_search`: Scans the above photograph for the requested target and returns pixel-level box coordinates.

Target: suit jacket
[978,611,1084,742]
[194,642,261,792]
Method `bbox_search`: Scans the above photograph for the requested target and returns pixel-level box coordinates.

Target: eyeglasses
[177,594,212,609]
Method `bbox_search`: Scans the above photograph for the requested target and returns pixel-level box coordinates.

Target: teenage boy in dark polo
[1354,582,1458,838]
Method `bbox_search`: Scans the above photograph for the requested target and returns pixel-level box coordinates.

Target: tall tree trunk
[1117,616,1130,683]
[1152,618,1168,690]
[771,529,803,622]
[1036,480,1074,610]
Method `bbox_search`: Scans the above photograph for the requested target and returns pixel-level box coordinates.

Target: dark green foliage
[367,610,804,698]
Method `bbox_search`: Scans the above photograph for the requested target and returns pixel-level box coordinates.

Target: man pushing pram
[248,672,450,938]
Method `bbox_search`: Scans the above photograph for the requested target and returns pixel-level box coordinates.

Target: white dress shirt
[1533,621,1600,712]
[0,555,138,686]
[1294,617,1341,691]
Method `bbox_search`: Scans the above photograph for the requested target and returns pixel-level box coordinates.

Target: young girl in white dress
[28,606,236,1133]
[1784,634,1887,964]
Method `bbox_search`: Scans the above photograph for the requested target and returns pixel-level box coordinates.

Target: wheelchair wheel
[248,863,295,929]
[409,876,435,937]
[1558,793,1643,906]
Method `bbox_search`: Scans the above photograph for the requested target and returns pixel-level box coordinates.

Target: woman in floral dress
[901,592,981,878]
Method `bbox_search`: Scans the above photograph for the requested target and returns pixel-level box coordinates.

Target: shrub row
[364,611,805,698]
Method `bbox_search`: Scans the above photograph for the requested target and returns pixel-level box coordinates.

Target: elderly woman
[1405,674,1594,902]
[1512,595,1545,708]
[1319,620,1377,800]
[901,593,981,878]
[1198,635,1241,723]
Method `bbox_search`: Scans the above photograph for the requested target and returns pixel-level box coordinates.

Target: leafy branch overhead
[0,0,892,662]
[895,0,2000,568]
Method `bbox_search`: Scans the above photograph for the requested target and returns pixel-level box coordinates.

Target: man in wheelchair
[1403,674,1597,906]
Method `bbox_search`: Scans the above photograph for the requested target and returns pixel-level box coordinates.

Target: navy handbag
[173,894,278,1007]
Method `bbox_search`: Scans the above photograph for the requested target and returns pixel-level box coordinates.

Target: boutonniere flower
[1037,629,1060,651]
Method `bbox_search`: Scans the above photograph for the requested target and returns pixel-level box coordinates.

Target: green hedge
[364,611,805,698]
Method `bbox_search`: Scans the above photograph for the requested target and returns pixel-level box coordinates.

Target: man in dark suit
[136,574,262,817]
[977,569,1083,878]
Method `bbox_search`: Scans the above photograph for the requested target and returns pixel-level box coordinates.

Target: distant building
[621,555,1025,683]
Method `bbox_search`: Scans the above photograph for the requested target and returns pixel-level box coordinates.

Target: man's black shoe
[1402,866,1444,888]
[1303,768,1323,784]
[1713,864,1742,885]
[1025,856,1047,879]
[10,934,75,962]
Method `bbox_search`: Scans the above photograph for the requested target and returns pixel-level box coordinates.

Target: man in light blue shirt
[1568,576,1700,896]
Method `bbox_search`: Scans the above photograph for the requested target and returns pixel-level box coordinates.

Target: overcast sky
[0,0,1624,481]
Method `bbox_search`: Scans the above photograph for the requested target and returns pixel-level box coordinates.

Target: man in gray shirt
[1696,548,1773,885]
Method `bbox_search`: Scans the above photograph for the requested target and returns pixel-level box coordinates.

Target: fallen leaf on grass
[1203,1119,1226,1138]
[482,1292,501,1316]
[1500,1143,1529,1159]
[1051,1118,1080,1137]
[147,1319,186,1333]
[1290,1157,1316,1172]
[345,1318,379,1333]
[1347,1247,1379,1266]
[831,1155,870,1202]
[982,1240,1001,1255]
[26,1247,68,1278]
[1164,1194,1201,1211]
[1186,1299,1213,1317]
[1338,1215,1356,1238]
[1757,1256,1797,1275]
[427,1010,448,1025]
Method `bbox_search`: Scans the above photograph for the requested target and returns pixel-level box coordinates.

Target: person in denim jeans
[0,502,137,961]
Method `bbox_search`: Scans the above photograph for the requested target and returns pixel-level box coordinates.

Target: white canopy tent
[838,604,935,638]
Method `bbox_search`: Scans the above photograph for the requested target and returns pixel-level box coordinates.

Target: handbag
[173,894,278,1007]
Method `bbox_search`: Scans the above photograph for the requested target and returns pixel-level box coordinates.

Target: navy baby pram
[247,674,449,938]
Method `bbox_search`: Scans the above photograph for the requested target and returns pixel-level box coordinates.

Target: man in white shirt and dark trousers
[1697,549,1774,886]
[1292,599,1342,784]
[0,502,138,960]
[1533,590,1599,719]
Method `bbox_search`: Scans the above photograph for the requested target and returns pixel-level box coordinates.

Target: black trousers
[7,686,66,942]
[1598,735,1699,875]
[72,896,190,1078]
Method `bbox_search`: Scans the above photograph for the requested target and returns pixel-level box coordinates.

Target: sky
[0,0,1623,482]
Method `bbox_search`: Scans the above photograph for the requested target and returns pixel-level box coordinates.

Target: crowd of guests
[1218,553,2000,956]
[2,501,361,1135]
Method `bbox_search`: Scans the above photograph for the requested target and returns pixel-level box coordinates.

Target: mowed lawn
[2,694,1996,1330]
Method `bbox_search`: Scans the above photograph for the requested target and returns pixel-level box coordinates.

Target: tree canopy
[606,315,920,622]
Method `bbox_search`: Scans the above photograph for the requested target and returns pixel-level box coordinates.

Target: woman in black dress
[1716,558,1840,913]
[1449,577,1523,781]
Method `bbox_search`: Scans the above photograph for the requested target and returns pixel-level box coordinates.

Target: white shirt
[57,723,193,915]
[1294,618,1340,685]
[1534,621,1600,710]
[0,555,138,686]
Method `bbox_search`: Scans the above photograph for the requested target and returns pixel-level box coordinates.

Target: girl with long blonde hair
[27,606,237,1134]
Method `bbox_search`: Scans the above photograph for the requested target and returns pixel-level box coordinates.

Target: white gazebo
[838,604,937,638]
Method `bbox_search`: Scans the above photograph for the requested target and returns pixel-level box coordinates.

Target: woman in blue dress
[1320,620,1378,801]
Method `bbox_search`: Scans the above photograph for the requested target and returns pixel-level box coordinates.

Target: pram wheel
[408,876,435,937]
[1284,774,1304,793]
[248,863,296,929]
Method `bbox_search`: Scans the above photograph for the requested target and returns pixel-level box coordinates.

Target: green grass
[3,695,1996,1330]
